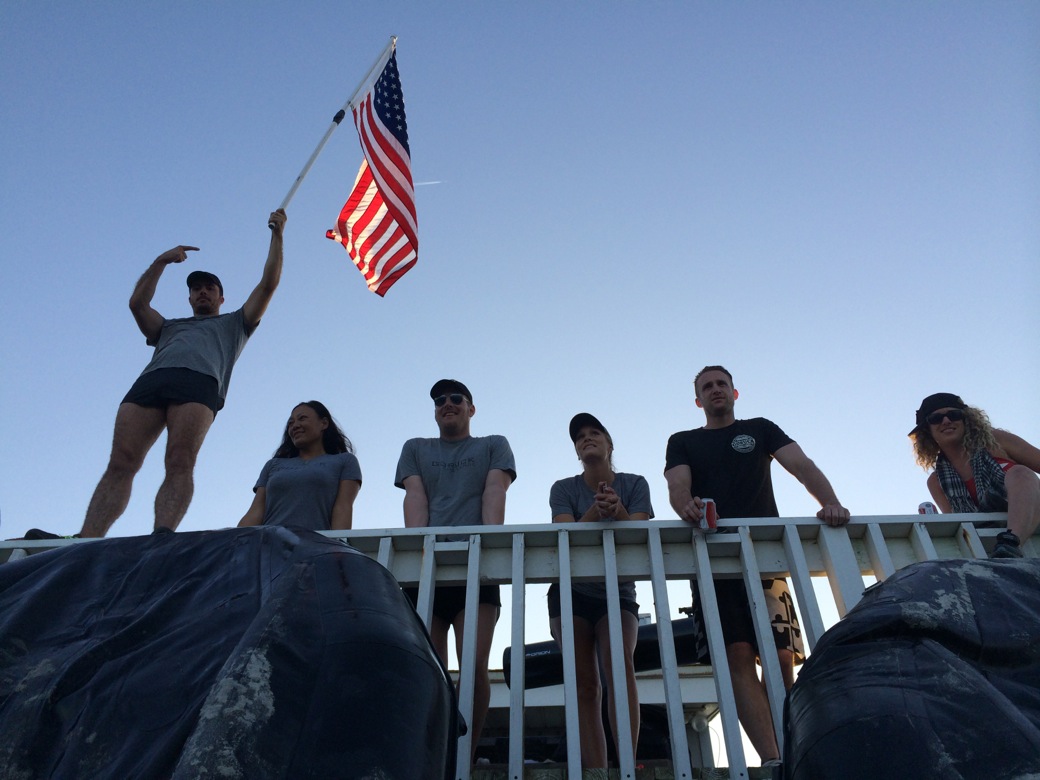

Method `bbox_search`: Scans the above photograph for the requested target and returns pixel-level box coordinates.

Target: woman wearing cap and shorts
[548,413,653,769]
[240,400,361,531]
[910,392,1040,558]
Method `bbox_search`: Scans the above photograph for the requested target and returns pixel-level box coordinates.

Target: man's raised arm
[130,245,199,343]
[242,209,286,330]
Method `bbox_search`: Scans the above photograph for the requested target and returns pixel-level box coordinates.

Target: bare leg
[153,402,214,531]
[595,610,640,767]
[727,641,780,762]
[552,615,608,768]
[1005,466,1040,540]
[777,648,795,691]
[80,403,167,538]
[427,615,451,669]
[454,603,499,763]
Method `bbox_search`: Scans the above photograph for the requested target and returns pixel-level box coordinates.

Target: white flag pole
[269,36,397,228]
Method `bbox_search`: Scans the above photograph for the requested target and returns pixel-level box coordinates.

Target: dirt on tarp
[0,526,457,780]
[784,557,1040,780]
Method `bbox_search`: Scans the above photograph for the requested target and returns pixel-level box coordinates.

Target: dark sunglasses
[434,393,466,407]
[926,409,965,426]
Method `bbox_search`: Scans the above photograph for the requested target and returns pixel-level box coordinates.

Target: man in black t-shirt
[664,365,849,766]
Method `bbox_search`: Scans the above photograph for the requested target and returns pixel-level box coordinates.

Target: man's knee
[164,442,202,473]
[107,438,150,474]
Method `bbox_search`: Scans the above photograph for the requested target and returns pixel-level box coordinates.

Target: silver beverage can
[701,498,718,532]
[918,502,938,515]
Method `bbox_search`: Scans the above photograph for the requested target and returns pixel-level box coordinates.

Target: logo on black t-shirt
[731,434,756,453]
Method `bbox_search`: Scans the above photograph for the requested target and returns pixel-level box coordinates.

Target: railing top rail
[0,512,1008,561]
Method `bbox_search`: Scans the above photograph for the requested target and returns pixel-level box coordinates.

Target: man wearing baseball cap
[394,378,516,763]
[68,210,287,539]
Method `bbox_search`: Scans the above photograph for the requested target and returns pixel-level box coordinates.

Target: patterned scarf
[935,450,1008,513]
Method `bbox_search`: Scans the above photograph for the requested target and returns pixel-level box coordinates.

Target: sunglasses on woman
[926,409,965,426]
[434,393,466,407]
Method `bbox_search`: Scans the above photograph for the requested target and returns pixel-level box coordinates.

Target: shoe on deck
[23,529,80,540]
[991,530,1023,559]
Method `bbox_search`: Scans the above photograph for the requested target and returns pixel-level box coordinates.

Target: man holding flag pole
[22,209,288,540]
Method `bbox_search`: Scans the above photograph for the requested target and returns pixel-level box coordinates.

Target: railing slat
[863,523,896,581]
[910,521,939,561]
[782,524,826,652]
[647,525,693,779]
[454,535,484,780]
[958,522,987,559]
[817,525,865,617]
[739,527,786,756]
[556,530,582,774]
[507,534,526,780]
[415,533,437,627]
[602,530,636,779]
[693,532,749,779]
[376,535,393,570]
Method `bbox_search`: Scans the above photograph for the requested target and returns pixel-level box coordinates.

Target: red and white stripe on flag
[327,47,417,296]
[326,159,416,296]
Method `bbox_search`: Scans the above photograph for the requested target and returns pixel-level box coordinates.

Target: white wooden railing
[1,513,1020,779]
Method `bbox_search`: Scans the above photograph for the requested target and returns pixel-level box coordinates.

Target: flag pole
[269,36,397,227]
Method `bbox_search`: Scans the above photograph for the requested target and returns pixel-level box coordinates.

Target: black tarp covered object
[784,558,1040,780]
[0,526,457,779]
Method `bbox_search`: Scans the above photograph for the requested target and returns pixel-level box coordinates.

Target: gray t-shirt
[254,452,363,531]
[394,435,516,527]
[141,308,252,400]
[549,472,654,603]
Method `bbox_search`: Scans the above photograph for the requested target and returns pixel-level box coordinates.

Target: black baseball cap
[430,379,472,403]
[910,392,967,435]
[186,271,223,295]
[569,412,609,442]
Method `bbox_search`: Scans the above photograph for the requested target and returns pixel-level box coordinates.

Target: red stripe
[330,159,417,295]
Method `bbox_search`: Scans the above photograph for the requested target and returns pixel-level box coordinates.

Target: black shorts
[122,368,223,414]
[690,578,805,663]
[403,584,501,624]
[546,582,640,624]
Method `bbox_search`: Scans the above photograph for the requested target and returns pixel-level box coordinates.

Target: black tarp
[0,526,457,779]
[784,558,1040,779]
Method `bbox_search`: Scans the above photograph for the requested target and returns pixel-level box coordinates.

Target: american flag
[326,48,417,296]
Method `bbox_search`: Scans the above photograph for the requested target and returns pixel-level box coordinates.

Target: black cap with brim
[569,412,609,442]
[186,270,223,295]
[430,379,472,403]
[910,392,967,436]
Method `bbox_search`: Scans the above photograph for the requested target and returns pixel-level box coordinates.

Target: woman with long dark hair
[240,401,361,531]
[910,392,1040,557]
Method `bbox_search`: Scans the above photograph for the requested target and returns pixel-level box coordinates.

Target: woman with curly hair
[910,392,1040,558]
[239,400,361,531]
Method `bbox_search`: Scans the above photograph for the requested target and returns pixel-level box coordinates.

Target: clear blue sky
[2,4,1037,550]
